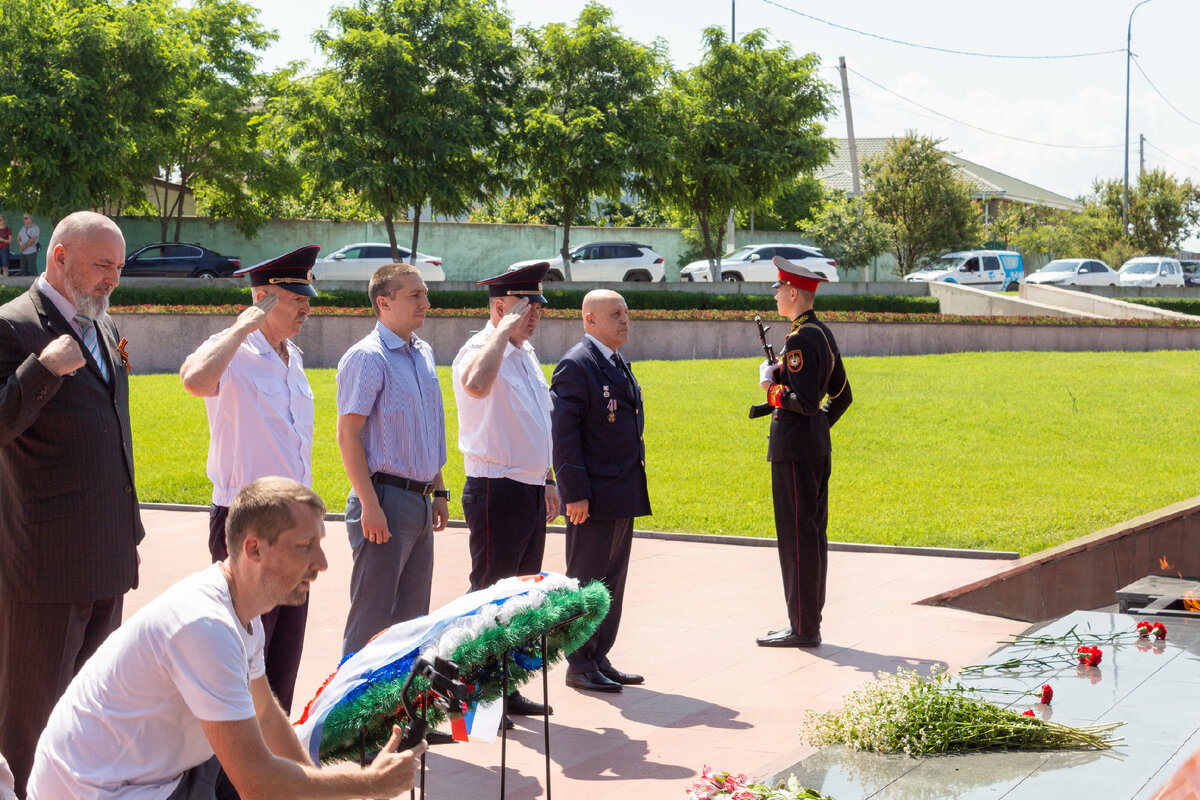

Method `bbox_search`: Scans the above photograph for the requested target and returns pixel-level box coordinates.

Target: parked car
[510,241,665,282]
[679,243,838,283]
[904,250,1024,292]
[1180,260,1200,287]
[1117,256,1184,288]
[313,242,446,282]
[1024,258,1118,287]
[122,242,240,279]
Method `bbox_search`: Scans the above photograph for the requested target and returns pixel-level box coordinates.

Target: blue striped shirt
[336,321,446,482]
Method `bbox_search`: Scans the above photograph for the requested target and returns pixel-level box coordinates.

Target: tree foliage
[286,0,521,261]
[1089,170,1200,254]
[0,0,187,219]
[514,3,667,279]
[863,133,980,276]
[649,27,835,279]
[802,191,891,278]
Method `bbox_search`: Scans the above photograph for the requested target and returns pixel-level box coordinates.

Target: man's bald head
[582,289,630,351]
[45,211,125,319]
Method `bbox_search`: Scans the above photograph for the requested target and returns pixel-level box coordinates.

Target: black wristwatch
[432,489,450,500]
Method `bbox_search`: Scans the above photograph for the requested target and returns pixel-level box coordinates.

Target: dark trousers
[462,477,546,592]
[564,517,634,673]
[209,505,308,714]
[0,595,122,798]
[771,456,831,639]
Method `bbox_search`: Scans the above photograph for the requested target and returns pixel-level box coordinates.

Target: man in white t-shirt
[27,477,424,800]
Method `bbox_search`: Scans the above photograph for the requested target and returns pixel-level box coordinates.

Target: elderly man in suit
[0,210,144,797]
[550,289,651,693]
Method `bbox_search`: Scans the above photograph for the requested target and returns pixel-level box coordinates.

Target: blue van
[904,250,1025,292]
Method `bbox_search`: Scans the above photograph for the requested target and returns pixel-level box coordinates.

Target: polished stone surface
[776,610,1200,799]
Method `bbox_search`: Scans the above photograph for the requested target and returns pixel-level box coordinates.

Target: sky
[248,0,1200,246]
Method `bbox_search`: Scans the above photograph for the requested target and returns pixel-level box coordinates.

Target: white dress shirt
[452,321,552,486]
[203,330,314,506]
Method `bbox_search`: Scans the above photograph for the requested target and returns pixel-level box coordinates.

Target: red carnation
[1040,684,1053,704]
[1137,621,1153,638]
[1022,709,1035,717]
[1153,622,1167,640]
[1076,645,1102,667]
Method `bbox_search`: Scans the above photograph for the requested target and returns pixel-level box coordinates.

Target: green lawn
[131,350,1200,555]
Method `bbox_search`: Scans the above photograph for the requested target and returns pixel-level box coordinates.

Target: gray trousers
[165,756,237,800]
[342,481,434,656]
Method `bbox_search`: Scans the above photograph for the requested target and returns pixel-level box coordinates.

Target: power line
[846,67,1124,151]
[1144,139,1200,174]
[760,0,1124,60]
[1131,56,1200,128]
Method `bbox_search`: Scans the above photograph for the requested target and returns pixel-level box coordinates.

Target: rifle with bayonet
[749,315,776,419]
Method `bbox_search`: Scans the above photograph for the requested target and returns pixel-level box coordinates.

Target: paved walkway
[133,509,1027,799]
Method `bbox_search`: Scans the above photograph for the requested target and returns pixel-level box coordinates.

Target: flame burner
[1118,575,1200,619]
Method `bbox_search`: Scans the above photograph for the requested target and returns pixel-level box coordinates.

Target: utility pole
[725,2,736,262]
[1139,133,1145,178]
[1124,0,1153,229]
[838,57,862,197]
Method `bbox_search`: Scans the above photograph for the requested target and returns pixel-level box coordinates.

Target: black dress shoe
[507,691,553,716]
[599,665,644,685]
[756,628,821,648]
[503,715,515,730]
[425,729,458,745]
[566,669,623,692]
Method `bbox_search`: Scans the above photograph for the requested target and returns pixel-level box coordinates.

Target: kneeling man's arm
[200,676,424,799]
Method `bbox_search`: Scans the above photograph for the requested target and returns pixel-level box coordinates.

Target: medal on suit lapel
[607,398,617,422]
[603,385,610,398]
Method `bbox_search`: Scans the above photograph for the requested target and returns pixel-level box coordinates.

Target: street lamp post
[1124,0,1153,228]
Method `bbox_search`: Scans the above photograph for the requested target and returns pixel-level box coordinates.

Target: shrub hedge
[0,284,940,314]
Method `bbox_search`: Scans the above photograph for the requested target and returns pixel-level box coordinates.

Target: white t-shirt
[204,329,315,506]
[27,565,265,800]
[452,321,552,485]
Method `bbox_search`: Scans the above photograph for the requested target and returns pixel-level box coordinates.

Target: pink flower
[1040,684,1053,704]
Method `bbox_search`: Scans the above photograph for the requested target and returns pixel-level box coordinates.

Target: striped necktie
[74,314,109,381]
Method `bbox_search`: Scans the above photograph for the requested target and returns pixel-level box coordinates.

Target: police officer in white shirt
[179,245,319,715]
[452,262,559,719]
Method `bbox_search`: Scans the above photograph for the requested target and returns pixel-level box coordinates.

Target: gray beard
[66,284,110,320]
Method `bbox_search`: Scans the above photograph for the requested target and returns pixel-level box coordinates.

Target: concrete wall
[119,312,1200,374]
[1021,283,1198,321]
[920,496,1200,622]
[930,281,1105,318]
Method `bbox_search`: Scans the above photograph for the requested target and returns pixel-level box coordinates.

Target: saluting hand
[493,297,531,340]
[39,334,87,377]
[233,292,278,336]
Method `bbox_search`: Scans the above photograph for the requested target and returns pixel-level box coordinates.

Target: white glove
[759,359,777,387]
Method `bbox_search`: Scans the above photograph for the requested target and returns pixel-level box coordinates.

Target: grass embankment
[132,350,1200,556]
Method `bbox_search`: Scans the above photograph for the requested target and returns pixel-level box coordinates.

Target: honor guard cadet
[756,256,852,648]
[179,245,320,715]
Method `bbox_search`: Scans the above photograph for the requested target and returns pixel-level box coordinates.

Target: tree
[863,133,980,276]
[144,0,290,241]
[802,192,891,280]
[1089,170,1200,254]
[287,0,521,262]
[515,3,667,279]
[651,28,835,278]
[0,0,187,219]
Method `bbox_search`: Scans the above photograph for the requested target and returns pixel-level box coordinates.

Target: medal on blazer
[607,398,617,422]
[603,385,610,398]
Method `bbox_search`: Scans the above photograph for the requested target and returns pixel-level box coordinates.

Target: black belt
[371,473,435,495]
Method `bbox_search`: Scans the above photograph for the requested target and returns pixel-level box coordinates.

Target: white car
[313,242,446,282]
[904,250,1024,292]
[510,241,664,282]
[1117,256,1185,288]
[679,244,838,282]
[1025,258,1118,287]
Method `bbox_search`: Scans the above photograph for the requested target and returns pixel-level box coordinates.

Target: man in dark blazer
[550,289,651,693]
[0,211,144,797]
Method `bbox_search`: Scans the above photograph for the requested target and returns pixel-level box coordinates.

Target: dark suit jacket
[0,284,143,603]
[767,309,852,462]
[550,338,651,521]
